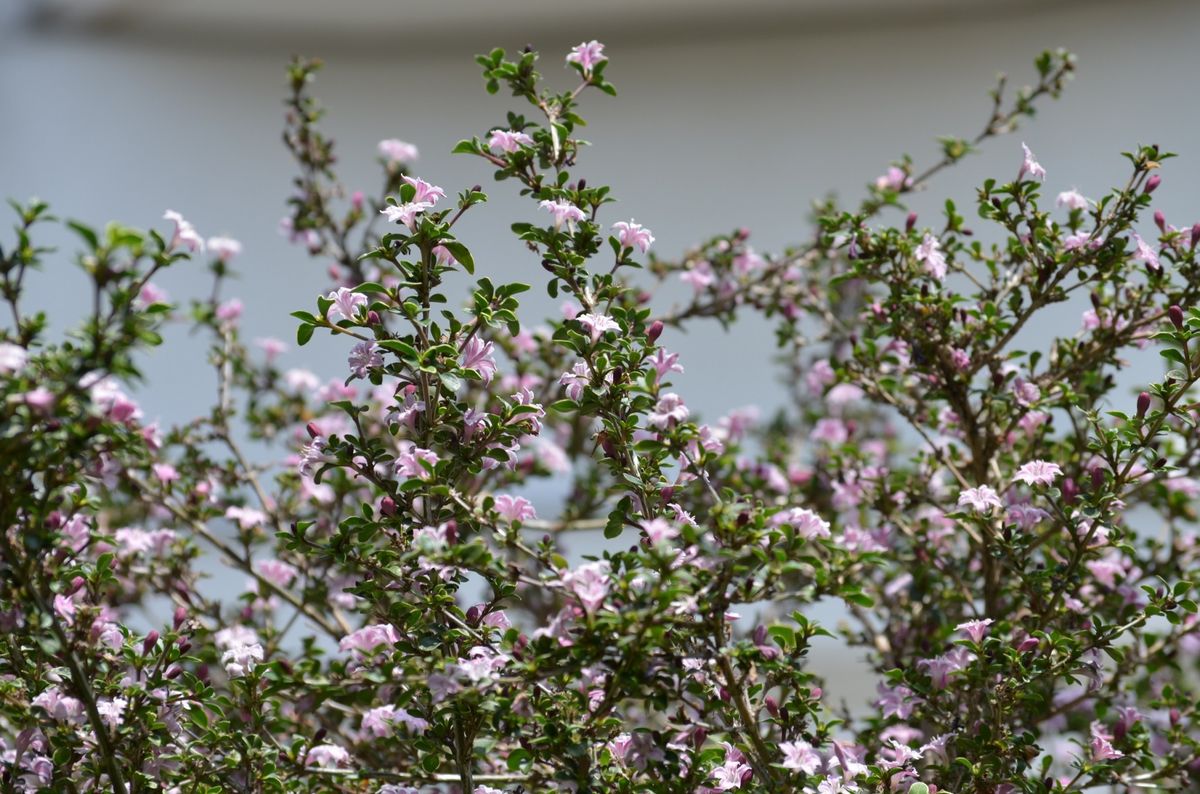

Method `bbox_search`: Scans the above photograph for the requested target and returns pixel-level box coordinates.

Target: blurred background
[3,0,1198,708]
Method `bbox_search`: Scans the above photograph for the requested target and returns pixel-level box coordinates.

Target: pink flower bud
[1191,223,1200,249]
[1137,391,1151,418]
[1154,210,1166,232]
[177,637,192,654]
[165,665,182,679]
[174,606,188,630]
[351,191,364,211]
[1144,174,1161,194]
[45,512,63,530]
[380,496,397,517]
[906,212,918,233]
[306,422,321,439]
[367,310,381,325]
[765,695,779,717]
[68,576,86,595]
[1169,304,1184,330]
[142,631,159,655]
[646,320,664,343]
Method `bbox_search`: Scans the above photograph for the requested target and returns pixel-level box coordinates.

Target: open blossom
[487,128,534,154]
[378,138,418,165]
[875,165,910,192]
[1013,459,1063,486]
[163,209,204,253]
[576,312,620,343]
[956,618,994,643]
[207,236,242,261]
[326,287,367,323]
[1057,189,1089,210]
[460,336,497,384]
[780,740,822,774]
[612,220,654,254]
[362,705,429,738]
[396,446,440,480]
[539,199,587,231]
[1130,231,1161,272]
[225,505,267,529]
[1090,721,1123,761]
[651,348,684,380]
[770,507,832,539]
[711,759,752,790]
[0,342,28,374]
[340,624,400,657]
[641,517,679,545]
[305,744,351,769]
[348,341,382,378]
[915,233,947,280]
[566,40,606,73]
[33,688,84,722]
[380,201,433,229]
[221,641,264,677]
[564,561,610,612]
[1018,142,1046,181]
[255,558,298,588]
[958,484,1002,513]
[494,494,536,523]
[559,361,591,400]
[403,175,446,205]
[648,393,689,428]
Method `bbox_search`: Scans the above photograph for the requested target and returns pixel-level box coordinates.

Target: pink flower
[1013,459,1063,486]
[402,176,446,206]
[255,559,298,588]
[539,199,587,232]
[460,337,498,384]
[396,446,440,480]
[152,463,179,483]
[648,393,689,429]
[780,740,822,774]
[494,494,536,523]
[612,220,655,254]
[163,209,204,253]
[559,361,591,400]
[32,688,84,722]
[564,561,610,612]
[958,485,1002,513]
[1090,722,1123,761]
[641,517,679,545]
[1130,231,1161,272]
[576,312,620,343]
[348,342,382,378]
[432,244,457,266]
[216,298,243,323]
[915,233,947,280]
[1056,189,1089,210]
[1018,142,1046,181]
[326,287,368,323]
[53,593,76,624]
[711,759,752,790]
[0,342,28,374]
[339,624,400,657]
[950,347,971,370]
[225,506,267,529]
[380,202,433,229]
[487,129,534,154]
[378,139,418,165]
[875,166,910,192]
[651,349,684,380]
[956,618,994,643]
[135,282,170,308]
[362,705,429,738]
[23,387,55,414]
[566,40,606,74]
[305,744,351,769]
[221,641,263,677]
[207,236,242,261]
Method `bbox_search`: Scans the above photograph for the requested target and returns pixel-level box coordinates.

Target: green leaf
[297,324,314,346]
[442,241,475,274]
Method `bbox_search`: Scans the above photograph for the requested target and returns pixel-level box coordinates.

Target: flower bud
[165,665,182,680]
[380,496,397,517]
[1170,304,1185,329]
[740,767,754,785]
[765,695,780,717]
[692,727,707,748]
[1191,223,1200,249]
[1145,174,1161,194]
[753,624,767,645]
[68,576,86,595]
[174,605,188,630]
[906,212,917,233]
[466,604,483,625]
[1090,465,1106,492]
[306,422,321,439]
[1137,391,1151,418]
[177,637,192,654]
[646,320,664,343]
[45,511,63,530]
[367,310,381,326]
[1154,210,1166,232]
[444,520,458,545]
[313,727,327,744]
[1061,477,1078,505]
[142,631,159,655]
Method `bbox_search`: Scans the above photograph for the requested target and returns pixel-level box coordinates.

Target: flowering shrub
[3,40,1200,793]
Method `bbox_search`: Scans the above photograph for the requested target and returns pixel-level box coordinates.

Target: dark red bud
[764,695,780,717]
[1137,391,1151,418]
[68,576,86,595]
[906,212,918,233]
[1091,466,1106,492]
[692,727,707,748]
[466,605,483,625]
[142,631,160,655]
[444,520,458,545]
[1170,304,1185,329]
[165,665,182,680]
[177,637,192,654]
[471,184,482,193]
[380,496,397,517]
[1090,291,1102,311]
[313,728,327,744]
[577,179,587,190]
[1154,210,1167,232]
[1145,174,1162,194]
[646,320,664,343]
[45,511,63,530]
[174,605,188,630]
[719,687,731,702]
[367,310,381,326]
[1061,478,1078,506]
[740,767,754,785]
[1191,223,1200,249]
[306,422,321,439]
